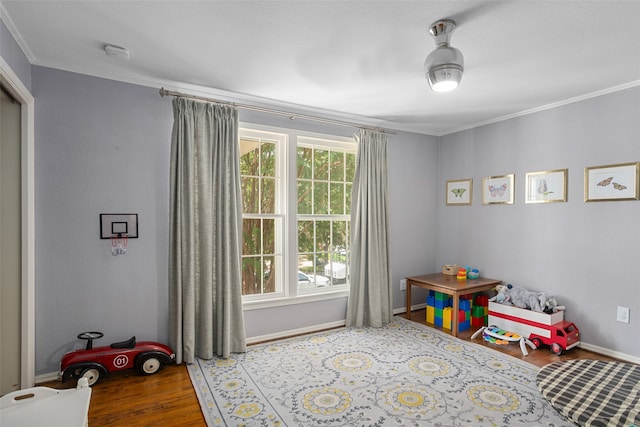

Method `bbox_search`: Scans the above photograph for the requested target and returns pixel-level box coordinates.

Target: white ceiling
[2,1,640,136]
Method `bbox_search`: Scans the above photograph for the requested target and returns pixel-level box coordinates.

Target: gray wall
[31,66,438,374]
[33,67,174,374]
[437,87,640,358]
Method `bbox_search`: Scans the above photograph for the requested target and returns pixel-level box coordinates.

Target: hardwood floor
[407,309,623,368]
[40,363,205,426]
[38,310,624,426]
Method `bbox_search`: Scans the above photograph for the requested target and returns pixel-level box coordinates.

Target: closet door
[0,86,22,395]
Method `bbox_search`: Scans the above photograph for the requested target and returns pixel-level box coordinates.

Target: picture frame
[482,174,514,205]
[446,178,473,205]
[525,169,568,203]
[584,162,639,202]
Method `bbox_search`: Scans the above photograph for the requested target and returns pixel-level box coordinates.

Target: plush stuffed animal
[489,284,512,304]
[489,283,566,313]
[508,285,569,313]
[540,294,566,313]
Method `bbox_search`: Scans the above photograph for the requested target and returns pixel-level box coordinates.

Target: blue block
[434,317,443,327]
[459,320,470,332]
[460,299,471,311]
[426,296,435,307]
[435,299,446,309]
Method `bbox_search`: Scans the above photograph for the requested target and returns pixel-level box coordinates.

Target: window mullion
[287,134,299,297]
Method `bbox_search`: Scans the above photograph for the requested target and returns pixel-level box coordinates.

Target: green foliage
[241,137,354,295]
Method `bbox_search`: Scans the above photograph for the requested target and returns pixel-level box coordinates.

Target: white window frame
[239,128,287,302]
[240,123,355,310]
[295,135,354,296]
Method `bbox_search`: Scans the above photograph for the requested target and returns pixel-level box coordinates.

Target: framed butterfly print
[525,169,568,203]
[584,162,639,202]
[482,174,514,205]
[446,178,473,205]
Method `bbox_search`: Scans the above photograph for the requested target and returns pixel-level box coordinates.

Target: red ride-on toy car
[60,332,175,386]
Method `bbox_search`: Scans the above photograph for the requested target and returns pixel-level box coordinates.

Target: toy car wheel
[550,342,563,355]
[137,354,162,375]
[530,338,542,349]
[81,367,101,386]
[71,366,84,379]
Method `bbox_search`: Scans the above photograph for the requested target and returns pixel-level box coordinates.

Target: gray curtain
[346,129,392,327]
[169,97,246,364]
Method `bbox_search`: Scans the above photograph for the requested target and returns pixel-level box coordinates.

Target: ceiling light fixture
[424,19,464,92]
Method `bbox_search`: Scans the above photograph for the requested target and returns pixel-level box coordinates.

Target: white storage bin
[0,378,91,427]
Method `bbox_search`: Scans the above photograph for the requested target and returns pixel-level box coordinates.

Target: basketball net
[111,234,128,256]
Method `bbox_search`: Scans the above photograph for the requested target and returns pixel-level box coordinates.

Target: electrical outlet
[616,306,630,323]
[400,279,406,291]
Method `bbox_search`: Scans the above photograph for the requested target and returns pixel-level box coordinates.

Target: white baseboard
[247,303,428,345]
[579,342,640,364]
[246,320,346,345]
[393,303,426,316]
[35,372,59,384]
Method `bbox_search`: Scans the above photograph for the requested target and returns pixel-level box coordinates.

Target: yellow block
[426,306,435,324]
[443,307,452,329]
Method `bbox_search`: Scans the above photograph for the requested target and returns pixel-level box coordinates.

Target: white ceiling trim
[441,80,640,137]
[0,4,36,63]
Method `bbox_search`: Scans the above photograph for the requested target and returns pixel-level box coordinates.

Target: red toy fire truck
[488,302,580,355]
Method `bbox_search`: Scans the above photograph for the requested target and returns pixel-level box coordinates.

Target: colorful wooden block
[426,306,435,324]
[443,307,452,329]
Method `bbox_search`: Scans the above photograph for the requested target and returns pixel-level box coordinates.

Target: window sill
[242,289,349,311]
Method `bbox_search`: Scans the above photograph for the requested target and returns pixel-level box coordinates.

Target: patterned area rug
[188,317,571,426]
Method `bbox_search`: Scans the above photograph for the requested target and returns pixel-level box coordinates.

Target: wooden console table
[405,273,501,337]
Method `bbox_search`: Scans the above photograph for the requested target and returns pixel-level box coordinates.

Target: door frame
[0,56,35,388]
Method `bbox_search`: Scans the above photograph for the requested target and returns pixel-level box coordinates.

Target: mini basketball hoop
[100,214,137,256]
[111,233,128,256]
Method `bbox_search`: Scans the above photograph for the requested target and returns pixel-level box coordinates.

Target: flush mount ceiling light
[424,19,464,92]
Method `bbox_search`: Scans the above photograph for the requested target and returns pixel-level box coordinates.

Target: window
[239,129,284,297]
[239,126,356,303]
[296,137,356,292]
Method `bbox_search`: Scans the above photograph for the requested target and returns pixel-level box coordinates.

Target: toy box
[487,302,580,355]
[488,301,563,337]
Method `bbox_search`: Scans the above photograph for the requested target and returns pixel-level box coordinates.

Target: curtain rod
[159,87,394,134]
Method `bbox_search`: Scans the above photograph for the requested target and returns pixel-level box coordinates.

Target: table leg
[405,280,412,319]
[452,292,459,337]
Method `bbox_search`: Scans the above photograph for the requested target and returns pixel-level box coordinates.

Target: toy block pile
[426,291,489,331]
